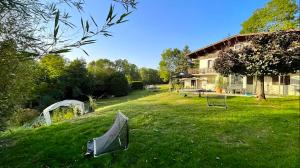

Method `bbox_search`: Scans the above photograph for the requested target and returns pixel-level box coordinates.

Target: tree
[87,59,116,96]
[105,72,129,97]
[39,54,66,80]
[0,40,38,129]
[159,47,189,89]
[115,59,141,82]
[62,59,91,100]
[139,68,162,85]
[213,31,300,100]
[241,0,299,34]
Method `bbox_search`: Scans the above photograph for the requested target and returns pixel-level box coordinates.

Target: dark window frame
[191,80,196,86]
[272,75,290,85]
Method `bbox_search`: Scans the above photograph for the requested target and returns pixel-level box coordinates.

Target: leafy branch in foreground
[0,0,138,56]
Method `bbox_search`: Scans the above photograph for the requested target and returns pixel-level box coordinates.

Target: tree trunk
[169,71,173,92]
[168,78,172,91]
[256,75,266,100]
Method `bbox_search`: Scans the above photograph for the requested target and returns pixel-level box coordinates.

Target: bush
[88,95,96,112]
[130,81,144,90]
[51,107,75,123]
[9,108,40,126]
[106,72,129,97]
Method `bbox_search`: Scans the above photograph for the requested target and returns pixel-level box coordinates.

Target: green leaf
[81,49,89,56]
[86,21,89,32]
[54,25,59,42]
[90,16,98,27]
[81,17,84,32]
[49,48,71,54]
[54,10,60,42]
[117,12,132,24]
[106,5,114,22]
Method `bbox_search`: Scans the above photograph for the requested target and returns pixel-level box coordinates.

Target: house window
[191,80,196,87]
[283,76,290,85]
[272,76,279,85]
[247,76,253,84]
[272,76,290,85]
[207,76,215,84]
[232,75,242,84]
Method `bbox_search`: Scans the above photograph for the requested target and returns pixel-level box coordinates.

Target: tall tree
[213,31,300,100]
[39,54,66,80]
[241,0,299,34]
[115,59,141,82]
[139,68,162,85]
[87,59,116,96]
[0,40,38,129]
[62,59,90,100]
[159,47,189,85]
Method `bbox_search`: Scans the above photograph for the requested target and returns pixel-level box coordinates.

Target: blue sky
[64,0,270,69]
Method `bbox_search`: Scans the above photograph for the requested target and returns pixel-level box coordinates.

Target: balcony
[200,68,216,74]
[188,68,199,74]
[188,68,216,75]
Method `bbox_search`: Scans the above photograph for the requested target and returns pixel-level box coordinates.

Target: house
[183,31,300,96]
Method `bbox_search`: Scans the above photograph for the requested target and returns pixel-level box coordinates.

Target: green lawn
[0,88,299,168]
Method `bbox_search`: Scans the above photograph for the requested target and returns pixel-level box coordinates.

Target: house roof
[186,30,300,59]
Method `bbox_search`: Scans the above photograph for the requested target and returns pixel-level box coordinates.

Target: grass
[0,87,299,168]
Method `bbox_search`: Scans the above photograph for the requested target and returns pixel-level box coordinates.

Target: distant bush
[9,108,40,126]
[130,81,144,90]
[106,72,129,97]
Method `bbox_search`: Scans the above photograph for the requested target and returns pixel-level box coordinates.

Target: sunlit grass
[0,88,299,167]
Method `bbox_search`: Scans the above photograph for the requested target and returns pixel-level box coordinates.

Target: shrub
[106,72,129,97]
[130,81,144,90]
[9,108,40,126]
[51,107,75,123]
[88,95,96,112]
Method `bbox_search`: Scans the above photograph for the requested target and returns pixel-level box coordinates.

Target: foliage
[130,81,144,90]
[61,59,91,100]
[8,108,39,127]
[215,76,229,89]
[0,0,137,55]
[0,91,299,167]
[105,72,129,97]
[39,54,66,79]
[214,31,300,99]
[0,40,38,129]
[51,107,75,123]
[88,96,96,112]
[241,0,299,33]
[159,47,189,82]
[115,59,141,82]
[139,67,162,85]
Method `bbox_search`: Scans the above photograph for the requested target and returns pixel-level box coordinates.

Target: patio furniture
[179,89,205,97]
[206,94,228,110]
[146,85,160,92]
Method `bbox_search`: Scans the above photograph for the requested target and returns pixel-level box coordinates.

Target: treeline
[0,41,162,129]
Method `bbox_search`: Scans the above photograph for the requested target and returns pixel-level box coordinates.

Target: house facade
[183,31,300,96]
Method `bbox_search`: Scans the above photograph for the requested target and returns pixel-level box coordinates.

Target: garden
[0,88,299,167]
